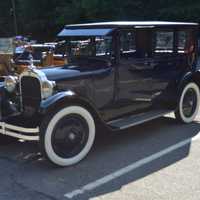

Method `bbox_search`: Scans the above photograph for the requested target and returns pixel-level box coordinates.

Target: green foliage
[0,0,200,40]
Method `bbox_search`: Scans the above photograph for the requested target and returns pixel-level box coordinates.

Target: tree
[0,0,200,40]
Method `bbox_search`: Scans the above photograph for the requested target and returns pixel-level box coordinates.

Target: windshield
[56,36,113,63]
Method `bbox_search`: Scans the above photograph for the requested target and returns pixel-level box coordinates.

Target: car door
[150,29,193,107]
[116,29,155,117]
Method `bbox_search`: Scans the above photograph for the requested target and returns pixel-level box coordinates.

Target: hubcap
[52,114,89,159]
[182,88,197,118]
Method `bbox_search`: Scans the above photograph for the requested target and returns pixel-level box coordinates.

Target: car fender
[177,70,200,94]
[39,90,102,123]
[178,72,193,92]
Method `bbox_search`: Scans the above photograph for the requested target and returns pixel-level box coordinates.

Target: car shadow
[0,115,199,200]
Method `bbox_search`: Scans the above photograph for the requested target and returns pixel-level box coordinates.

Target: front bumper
[0,115,39,141]
[0,79,40,141]
[0,122,39,141]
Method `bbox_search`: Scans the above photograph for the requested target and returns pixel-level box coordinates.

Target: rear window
[155,31,174,53]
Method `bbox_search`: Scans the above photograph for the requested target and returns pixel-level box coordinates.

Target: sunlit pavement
[0,112,200,200]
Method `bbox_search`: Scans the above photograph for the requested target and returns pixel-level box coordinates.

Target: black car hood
[41,62,110,81]
[41,65,91,81]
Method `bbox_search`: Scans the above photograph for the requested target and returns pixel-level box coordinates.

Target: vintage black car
[1,21,200,166]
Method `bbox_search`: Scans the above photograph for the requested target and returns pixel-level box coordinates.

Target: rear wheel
[175,82,200,123]
[40,105,96,167]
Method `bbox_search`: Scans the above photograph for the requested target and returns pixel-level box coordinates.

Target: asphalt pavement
[0,113,199,200]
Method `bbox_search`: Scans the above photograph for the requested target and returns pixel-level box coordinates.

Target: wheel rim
[51,114,89,159]
[182,88,198,118]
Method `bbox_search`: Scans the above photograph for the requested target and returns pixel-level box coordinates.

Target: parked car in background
[1,21,200,167]
[0,39,67,76]
[13,43,67,74]
[0,38,15,76]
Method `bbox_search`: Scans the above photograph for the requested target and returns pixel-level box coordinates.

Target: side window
[178,31,188,53]
[95,36,112,56]
[178,30,195,55]
[155,31,174,53]
[120,30,136,55]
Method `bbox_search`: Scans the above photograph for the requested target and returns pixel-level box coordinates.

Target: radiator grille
[20,76,41,111]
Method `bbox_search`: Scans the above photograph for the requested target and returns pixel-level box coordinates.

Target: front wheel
[175,82,200,123]
[40,105,96,167]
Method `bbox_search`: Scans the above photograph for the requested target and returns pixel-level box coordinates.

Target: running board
[107,110,173,130]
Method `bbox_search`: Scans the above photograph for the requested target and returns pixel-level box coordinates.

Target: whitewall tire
[175,82,200,123]
[40,105,96,167]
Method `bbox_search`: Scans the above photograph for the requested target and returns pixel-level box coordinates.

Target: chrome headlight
[4,76,18,93]
[41,80,55,99]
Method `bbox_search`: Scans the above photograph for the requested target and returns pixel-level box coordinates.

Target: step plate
[107,110,173,130]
